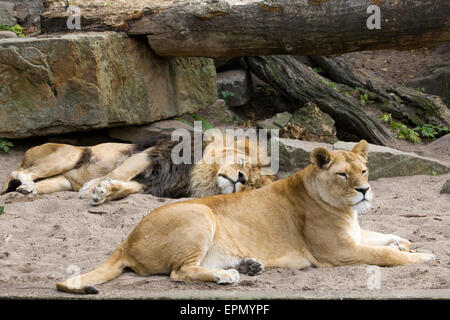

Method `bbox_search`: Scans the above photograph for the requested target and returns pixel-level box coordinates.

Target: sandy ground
[0,141,449,299]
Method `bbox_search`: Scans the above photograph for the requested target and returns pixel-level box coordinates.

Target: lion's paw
[90,178,112,206]
[16,183,37,195]
[386,235,411,252]
[418,253,435,262]
[215,269,240,284]
[237,258,265,276]
[79,178,103,199]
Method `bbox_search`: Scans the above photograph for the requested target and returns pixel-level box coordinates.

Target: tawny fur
[56,140,435,294]
[2,134,275,205]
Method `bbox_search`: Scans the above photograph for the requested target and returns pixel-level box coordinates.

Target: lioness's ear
[352,140,369,161]
[310,147,334,169]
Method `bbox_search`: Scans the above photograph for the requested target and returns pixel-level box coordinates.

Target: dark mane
[131,134,202,198]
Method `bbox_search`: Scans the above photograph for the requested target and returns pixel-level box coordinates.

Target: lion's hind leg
[35,175,73,194]
[79,151,152,202]
[2,143,86,195]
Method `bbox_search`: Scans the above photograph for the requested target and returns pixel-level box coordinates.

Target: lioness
[56,140,434,294]
[2,133,275,205]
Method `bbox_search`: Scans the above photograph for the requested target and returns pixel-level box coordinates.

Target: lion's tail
[56,246,127,295]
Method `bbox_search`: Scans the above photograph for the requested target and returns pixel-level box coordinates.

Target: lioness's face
[310,140,373,213]
[216,163,250,194]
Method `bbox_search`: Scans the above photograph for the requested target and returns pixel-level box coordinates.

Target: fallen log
[310,56,450,127]
[242,55,393,145]
[126,0,450,57]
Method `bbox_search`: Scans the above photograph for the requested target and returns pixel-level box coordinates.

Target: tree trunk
[310,56,450,127]
[125,0,450,57]
[242,56,394,145]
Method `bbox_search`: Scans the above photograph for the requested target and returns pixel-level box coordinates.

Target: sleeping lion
[1,133,275,205]
[56,140,434,294]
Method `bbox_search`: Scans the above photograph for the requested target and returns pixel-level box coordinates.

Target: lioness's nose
[355,187,369,195]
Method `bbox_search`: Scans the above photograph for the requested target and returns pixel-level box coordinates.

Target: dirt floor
[0,139,448,299]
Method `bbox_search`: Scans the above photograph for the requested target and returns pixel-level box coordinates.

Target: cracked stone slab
[278,138,449,180]
[0,32,217,138]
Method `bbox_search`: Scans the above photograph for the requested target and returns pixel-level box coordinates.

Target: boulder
[108,120,194,143]
[0,32,217,139]
[0,2,16,26]
[0,1,43,28]
[405,66,450,102]
[334,141,449,180]
[278,139,450,180]
[196,99,235,127]
[216,69,252,107]
[13,0,43,28]
[427,133,450,162]
[257,112,292,131]
[277,138,330,172]
[283,103,338,144]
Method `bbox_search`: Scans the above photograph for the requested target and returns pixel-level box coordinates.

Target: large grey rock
[278,138,449,180]
[108,120,195,143]
[216,69,252,107]
[13,0,43,27]
[0,32,217,138]
[284,103,337,144]
[278,138,330,172]
[427,134,450,161]
[334,141,449,180]
[405,66,450,102]
[0,2,16,26]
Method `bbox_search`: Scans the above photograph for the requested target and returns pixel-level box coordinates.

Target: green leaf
[0,139,13,153]
[0,206,4,215]
[312,67,325,74]
[191,114,215,131]
[174,117,193,127]
[221,90,235,100]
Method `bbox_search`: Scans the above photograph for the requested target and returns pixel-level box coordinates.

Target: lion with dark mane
[2,133,275,205]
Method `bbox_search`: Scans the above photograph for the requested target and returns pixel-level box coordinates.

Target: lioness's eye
[337,172,347,178]
[362,169,367,174]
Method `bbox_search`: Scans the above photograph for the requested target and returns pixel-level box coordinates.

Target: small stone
[441,179,450,194]
[273,112,293,128]
[0,31,17,39]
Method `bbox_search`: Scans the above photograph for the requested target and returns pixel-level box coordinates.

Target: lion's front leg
[347,244,434,267]
[361,229,411,252]
[90,179,144,206]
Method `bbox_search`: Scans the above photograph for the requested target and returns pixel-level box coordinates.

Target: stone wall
[0,32,217,138]
[0,0,43,27]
